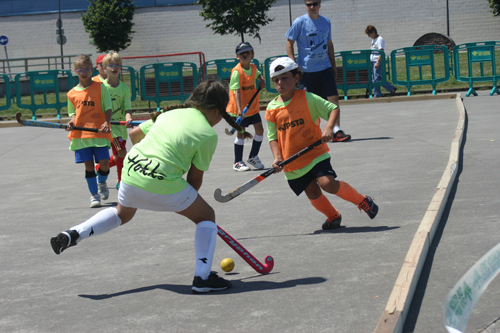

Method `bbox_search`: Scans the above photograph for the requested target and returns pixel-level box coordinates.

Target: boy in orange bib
[265,57,378,230]
[67,54,113,208]
[227,42,267,172]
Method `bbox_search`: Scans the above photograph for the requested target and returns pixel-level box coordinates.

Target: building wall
[0,0,498,70]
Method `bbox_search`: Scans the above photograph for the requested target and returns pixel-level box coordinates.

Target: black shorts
[287,158,337,196]
[231,113,262,128]
[299,68,338,99]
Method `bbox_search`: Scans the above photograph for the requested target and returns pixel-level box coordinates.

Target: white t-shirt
[370,35,385,62]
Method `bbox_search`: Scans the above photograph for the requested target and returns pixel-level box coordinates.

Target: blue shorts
[232,113,262,128]
[287,158,337,196]
[75,146,110,163]
[299,68,339,99]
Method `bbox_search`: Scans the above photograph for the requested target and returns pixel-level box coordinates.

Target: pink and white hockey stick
[217,225,274,274]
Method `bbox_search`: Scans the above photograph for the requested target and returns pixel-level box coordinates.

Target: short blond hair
[74,54,92,69]
[102,52,122,66]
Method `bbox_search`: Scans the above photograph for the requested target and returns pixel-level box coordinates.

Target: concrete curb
[374,93,467,333]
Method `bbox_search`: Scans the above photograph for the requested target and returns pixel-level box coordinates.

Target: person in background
[365,25,397,98]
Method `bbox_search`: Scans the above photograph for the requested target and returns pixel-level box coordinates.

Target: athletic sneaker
[233,161,250,172]
[116,181,120,190]
[50,229,79,254]
[247,156,264,169]
[192,272,232,294]
[332,130,351,142]
[358,196,378,219]
[98,181,109,200]
[90,193,101,208]
[322,215,342,230]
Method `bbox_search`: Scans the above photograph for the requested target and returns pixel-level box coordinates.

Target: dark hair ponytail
[151,80,252,139]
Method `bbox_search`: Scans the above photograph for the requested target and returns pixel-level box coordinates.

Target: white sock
[194,221,217,280]
[334,126,341,133]
[234,137,244,145]
[70,207,122,242]
[253,134,264,142]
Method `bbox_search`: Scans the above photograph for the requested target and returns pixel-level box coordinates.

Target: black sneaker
[322,215,342,230]
[332,130,351,142]
[50,230,79,255]
[192,272,232,294]
[358,196,378,219]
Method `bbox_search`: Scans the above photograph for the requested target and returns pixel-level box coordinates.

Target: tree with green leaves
[81,0,135,53]
[487,0,500,16]
[197,0,276,43]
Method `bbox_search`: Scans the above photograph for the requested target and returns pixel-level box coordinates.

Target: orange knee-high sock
[335,181,365,206]
[109,155,116,168]
[115,156,124,181]
[309,194,340,219]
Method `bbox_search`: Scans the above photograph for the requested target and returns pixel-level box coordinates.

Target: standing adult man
[286,0,351,142]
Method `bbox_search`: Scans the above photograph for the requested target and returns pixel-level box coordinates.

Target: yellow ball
[220,258,235,272]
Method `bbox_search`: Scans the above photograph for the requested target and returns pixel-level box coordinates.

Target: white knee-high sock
[194,221,217,280]
[70,207,122,243]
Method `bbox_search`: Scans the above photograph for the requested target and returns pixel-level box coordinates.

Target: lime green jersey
[122,108,218,194]
[102,79,132,139]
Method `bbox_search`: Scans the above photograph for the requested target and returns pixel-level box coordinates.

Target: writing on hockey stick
[217,228,265,271]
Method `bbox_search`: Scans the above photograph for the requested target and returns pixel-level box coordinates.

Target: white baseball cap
[269,57,299,78]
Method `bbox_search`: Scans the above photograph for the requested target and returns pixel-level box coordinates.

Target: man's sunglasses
[306,2,319,7]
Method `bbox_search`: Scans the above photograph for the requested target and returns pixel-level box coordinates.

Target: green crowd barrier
[204,58,261,84]
[88,66,137,101]
[139,62,198,111]
[336,49,384,99]
[453,41,500,97]
[15,70,74,120]
[391,45,450,96]
[0,74,12,111]
[121,65,137,102]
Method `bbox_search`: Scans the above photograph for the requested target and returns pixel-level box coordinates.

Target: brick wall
[0,0,498,70]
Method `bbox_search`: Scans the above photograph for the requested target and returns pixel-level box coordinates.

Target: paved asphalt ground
[0,91,498,332]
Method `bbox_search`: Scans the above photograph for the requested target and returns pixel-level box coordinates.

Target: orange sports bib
[227,64,260,117]
[67,82,112,142]
[265,90,329,172]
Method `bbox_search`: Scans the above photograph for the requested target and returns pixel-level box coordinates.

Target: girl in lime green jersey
[50,81,251,293]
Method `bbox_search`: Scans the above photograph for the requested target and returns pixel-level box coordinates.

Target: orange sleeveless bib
[266,90,329,172]
[226,64,260,117]
[67,82,112,142]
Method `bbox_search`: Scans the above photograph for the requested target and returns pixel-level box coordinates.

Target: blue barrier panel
[453,41,500,97]
[0,74,11,111]
[391,45,450,96]
[15,70,74,120]
[139,62,198,110]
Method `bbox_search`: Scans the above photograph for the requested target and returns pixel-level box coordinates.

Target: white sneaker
[90,193,101,208]
[233,161,250,172]
[98,181,109,200]
[247,156,264,169]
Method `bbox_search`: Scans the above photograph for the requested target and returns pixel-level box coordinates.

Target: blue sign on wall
[0,0,197,17]
[0,35,8,46]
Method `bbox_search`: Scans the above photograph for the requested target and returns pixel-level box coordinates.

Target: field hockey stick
[225,87,262,136]
[214,139,323,203]
[15,112,101,133]
[217,225,274,274]
[109,120,144,127]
